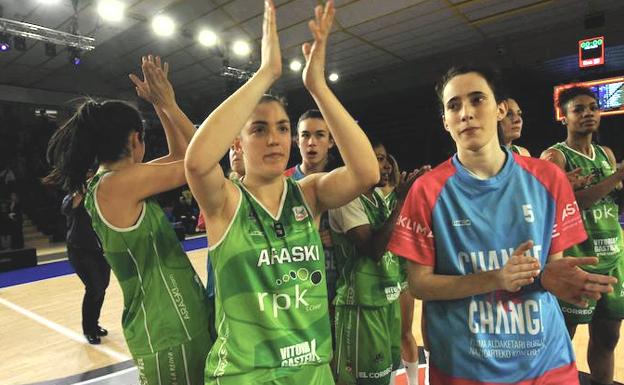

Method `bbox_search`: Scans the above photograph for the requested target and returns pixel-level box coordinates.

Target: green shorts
[559,259,624,324]
[134,331,212,385]
[205,364,333,385]
[334,302,401,385]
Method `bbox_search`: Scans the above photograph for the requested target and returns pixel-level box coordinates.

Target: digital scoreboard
[578,36,605,68]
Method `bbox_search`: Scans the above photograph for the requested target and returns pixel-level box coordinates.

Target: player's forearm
[186,70,274,176]
[160,104,196,155]
[370,200,404,261]
[409,270,502,300]
[575,170,624,209]
[153,105,186,161]
[309,85,379,189]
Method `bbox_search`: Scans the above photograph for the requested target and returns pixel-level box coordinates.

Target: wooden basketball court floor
[1,245,623,385]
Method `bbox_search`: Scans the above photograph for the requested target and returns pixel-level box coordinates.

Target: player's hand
[301,0,335,94]
[497,240,541,292]
[542,256,617,307]
[258,0,282,82]
[566,168,593,190]
[319,229,333,248]
[395,166,430,201]
[129,55,175,109]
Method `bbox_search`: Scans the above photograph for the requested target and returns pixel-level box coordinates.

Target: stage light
[152,14,175,37]
[328,72,339,82]
[68,47,81,66]
[44,42,56,57]
[232,40,251,57]
[14,36,26,51]
[97,0,125,22]
[198,29,218,47]
[0,33,11,52]
[289,59,302,72]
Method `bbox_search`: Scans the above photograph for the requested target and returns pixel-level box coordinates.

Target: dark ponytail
[44,99,144,192]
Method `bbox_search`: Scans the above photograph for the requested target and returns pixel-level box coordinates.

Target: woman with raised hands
[46,56,212,385]
[184,1,378,384]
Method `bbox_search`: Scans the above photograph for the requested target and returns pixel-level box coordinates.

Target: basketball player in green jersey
[541,86,624,385]
[500,98,531,156]
[184,1,379,384]
[379,153,427,385]
[329,142,423,385]
[46,56,212,385]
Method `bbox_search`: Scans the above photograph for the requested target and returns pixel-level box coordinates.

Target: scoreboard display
[579,36,605,68]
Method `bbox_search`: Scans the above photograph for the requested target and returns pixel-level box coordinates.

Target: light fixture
[152,14,175,37]
[198,29,217,47]
[97,0,125,23]
[68,46,81,66]
[289,59,302,72]
[44,42,56,56]
[232,40,251,57]
[0,33,11,52]
[328,72,339,82]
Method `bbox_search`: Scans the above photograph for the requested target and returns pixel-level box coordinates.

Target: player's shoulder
[514,154,567,188]
[408,158,457,204]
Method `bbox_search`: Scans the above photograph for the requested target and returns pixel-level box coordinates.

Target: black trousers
[67,247,111,335]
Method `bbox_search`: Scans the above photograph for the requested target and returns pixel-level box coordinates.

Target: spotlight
[97,0,125,22]
[198,29,218,47]
[68,47,81,66]
[14,36,26,51]
[328,72,339,82]
[289,59,302,72]
[152,14,175,37]
[232,40,251,57]
[44,43,57,57]
[0,33,11,52]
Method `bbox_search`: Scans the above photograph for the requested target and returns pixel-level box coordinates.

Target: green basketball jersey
[330,190,402,307]
[205,178,331,382]
[379,189,408,291]
[550,142,623,271]
[84,171,211,356]
[510,144,521,154]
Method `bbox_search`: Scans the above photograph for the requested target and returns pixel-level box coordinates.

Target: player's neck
[241,174,285,212]
[99,157,134,173]
[457,140,506,180]
[565,132,593,156]
[301,158,328,175]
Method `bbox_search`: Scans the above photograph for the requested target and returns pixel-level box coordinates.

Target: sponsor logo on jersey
[167,350,179,384]
[257,245,320,267]
[458,244,543,273]
[582,204,618,223]
[293,206,308,221]
[280,339,321,367]
[169,274,190,320]
[384,284,401,302]
[468,298,543,335]
[396,215,434,238]
[561,201,580,222]
[452,219,471,227]
[358,366,392,379]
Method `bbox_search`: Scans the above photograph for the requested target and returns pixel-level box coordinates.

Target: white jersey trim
[93,175,146,232]
[239,177,288,221]
[209,184,243,252]
[559,141,596,161]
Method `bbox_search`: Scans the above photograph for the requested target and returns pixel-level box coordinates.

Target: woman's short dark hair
[435,65,505,115]
[557,86,597,114]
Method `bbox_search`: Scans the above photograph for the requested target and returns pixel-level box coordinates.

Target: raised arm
[297,1,379,215]
[185,0,282,217]
[406,241,540,300]
[129,55,195,164]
